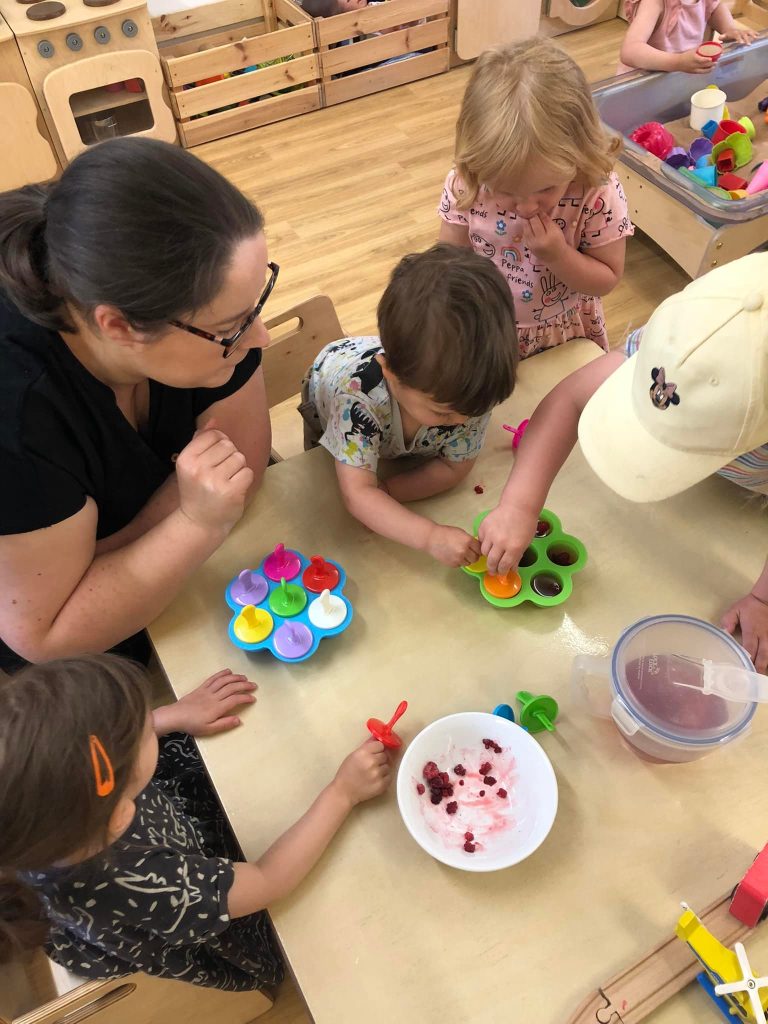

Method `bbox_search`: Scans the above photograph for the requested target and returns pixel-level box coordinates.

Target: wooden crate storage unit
[161,0,320,147]
[313,0,449,107]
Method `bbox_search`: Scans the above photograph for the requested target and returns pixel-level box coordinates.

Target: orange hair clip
[89,734,115,797]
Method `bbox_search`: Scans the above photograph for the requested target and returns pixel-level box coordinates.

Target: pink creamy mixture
[414,740,517,854]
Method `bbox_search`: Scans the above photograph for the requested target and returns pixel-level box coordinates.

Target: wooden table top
[149,340,768,1023]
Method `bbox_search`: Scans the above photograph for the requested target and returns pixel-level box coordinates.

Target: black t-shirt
[0,293,262,668]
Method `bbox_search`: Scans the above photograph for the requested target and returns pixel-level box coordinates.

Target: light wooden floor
[192,18,690,1024]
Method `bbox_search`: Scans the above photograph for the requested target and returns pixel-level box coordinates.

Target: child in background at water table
[438,38,633,360]
[299,244,519,569]
[0,656,392,988]
[619,0,758,75]
[478,252,768,671]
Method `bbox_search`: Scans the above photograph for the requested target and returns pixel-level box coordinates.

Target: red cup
[696,40,723,62]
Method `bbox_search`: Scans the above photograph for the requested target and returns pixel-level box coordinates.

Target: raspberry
[479,761,492,776]
[497,789,507,798]
[453,764,466,776]
[494,743,502,754]
[484,776,497,787]
[464,832,474,841]
[482,739,494,750]
[439,772,450,785]
[446,801,458,815]
[459,779,464,786]
[416,783,425,795]
[430,792,442,805]
[479,790,485,797]
[474,484,484,494]
[423,761,439,780]
[464,841,476,853]
[442,783,454,797]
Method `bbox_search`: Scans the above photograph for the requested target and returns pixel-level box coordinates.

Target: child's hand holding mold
[299,245,519,569]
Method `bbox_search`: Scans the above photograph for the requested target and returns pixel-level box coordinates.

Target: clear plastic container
[593,36,768,226]
[573,614,756,762]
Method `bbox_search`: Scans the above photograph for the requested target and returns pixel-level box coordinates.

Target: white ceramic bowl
[397,712,558,872]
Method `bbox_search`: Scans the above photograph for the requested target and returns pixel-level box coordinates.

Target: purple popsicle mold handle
[231,569,268,607]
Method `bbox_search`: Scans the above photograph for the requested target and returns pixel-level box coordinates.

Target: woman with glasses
[0,139,279,670]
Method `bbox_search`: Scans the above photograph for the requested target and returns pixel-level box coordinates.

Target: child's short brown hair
[301,0,340,16]
[377,243,519,418]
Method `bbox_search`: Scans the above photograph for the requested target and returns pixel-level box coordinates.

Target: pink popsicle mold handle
[502,419,530,450]
[747,161,768,196]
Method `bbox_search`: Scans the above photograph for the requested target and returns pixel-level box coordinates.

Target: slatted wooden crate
[160,0,321,147]
[312,0,450,107]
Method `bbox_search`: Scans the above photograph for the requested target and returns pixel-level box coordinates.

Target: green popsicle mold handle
[461,508,587,608]
[516,690,559,733]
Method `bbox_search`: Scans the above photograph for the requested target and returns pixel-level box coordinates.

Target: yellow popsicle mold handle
[234,605,274,643]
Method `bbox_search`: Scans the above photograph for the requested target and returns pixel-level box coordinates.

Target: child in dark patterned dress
[0,656,392,990]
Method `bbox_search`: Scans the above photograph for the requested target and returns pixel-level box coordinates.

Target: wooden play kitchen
[149,340,768,1023]
[0,9,59,187]
[0,0,175,166]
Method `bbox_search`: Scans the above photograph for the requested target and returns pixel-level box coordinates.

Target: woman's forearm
[39,509,228,659]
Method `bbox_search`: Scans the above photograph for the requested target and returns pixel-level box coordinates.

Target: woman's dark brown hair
[0,138,264,334]
[0,655,149,962]
[377,243,519,417]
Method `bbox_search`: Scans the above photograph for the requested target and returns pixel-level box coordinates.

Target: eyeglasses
[170,262,280,359]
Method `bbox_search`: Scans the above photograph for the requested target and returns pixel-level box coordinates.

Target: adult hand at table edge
[478,502,539,577]
[153,669,258,737]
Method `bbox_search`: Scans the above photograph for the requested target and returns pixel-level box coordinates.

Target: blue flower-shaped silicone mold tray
[225,550,352,663]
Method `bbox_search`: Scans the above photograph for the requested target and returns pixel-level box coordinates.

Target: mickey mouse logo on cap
[649,367,680,410]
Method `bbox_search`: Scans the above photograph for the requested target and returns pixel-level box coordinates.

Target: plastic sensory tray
[462,508,587,609]
[225,546,353,663]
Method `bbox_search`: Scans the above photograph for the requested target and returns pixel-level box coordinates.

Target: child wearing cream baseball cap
[478,251,768,667]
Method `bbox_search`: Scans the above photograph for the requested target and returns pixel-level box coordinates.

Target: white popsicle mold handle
[571,654,613,719]
[747,161,768,196]
[701,660,768,703]
[321,589,332,613]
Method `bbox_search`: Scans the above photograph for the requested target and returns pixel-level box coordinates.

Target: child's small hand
[333,739,392,807]
[675,48,716,73]
[171,670,258,736]
[478,503,539,577]
[720,24,758,44]
[519,214,567,265]
[425,524,481,567]
[721,594,768,673]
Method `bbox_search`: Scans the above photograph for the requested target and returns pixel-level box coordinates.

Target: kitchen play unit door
[546,0,620,27]
[453,0,541,60]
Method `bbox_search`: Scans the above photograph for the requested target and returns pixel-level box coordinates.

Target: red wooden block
[730,843,768,927]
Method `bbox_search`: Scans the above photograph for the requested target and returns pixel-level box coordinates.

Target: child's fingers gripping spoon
[463,509,587,609]
[226,548,352,663]
[367,700,408,749]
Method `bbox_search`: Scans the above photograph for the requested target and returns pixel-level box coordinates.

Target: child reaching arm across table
[0,655,391,989]
[438,37,633,360]
[619,0,758,74]
[299,244,519,569]
[479,252,768,670]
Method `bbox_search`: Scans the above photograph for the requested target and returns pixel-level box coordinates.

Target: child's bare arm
[620,0,712,70]
[709,5,758,44]
[227,740,391,918]
[385,457,474,503]
[336,461,480,567]
[438,220,473,247]
[479,351,624,575]
[722,558,768,673]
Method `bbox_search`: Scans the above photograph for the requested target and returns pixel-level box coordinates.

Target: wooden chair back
[262,295,345,408]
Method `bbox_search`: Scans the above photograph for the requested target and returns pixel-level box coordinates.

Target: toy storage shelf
[161,0,320,147]
[312,0,449,107]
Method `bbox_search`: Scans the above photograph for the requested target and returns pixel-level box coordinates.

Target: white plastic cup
[690,87,726,130]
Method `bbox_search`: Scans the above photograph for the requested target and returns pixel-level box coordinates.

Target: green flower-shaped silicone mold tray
[462,508,587,608]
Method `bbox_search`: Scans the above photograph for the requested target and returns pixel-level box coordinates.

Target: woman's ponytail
[0,184,68,331]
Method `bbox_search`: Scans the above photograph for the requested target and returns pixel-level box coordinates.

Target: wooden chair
[262,295,346,461]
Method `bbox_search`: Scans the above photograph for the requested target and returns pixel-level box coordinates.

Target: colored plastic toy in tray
[461,509,587,609]
[225,546,352,662]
